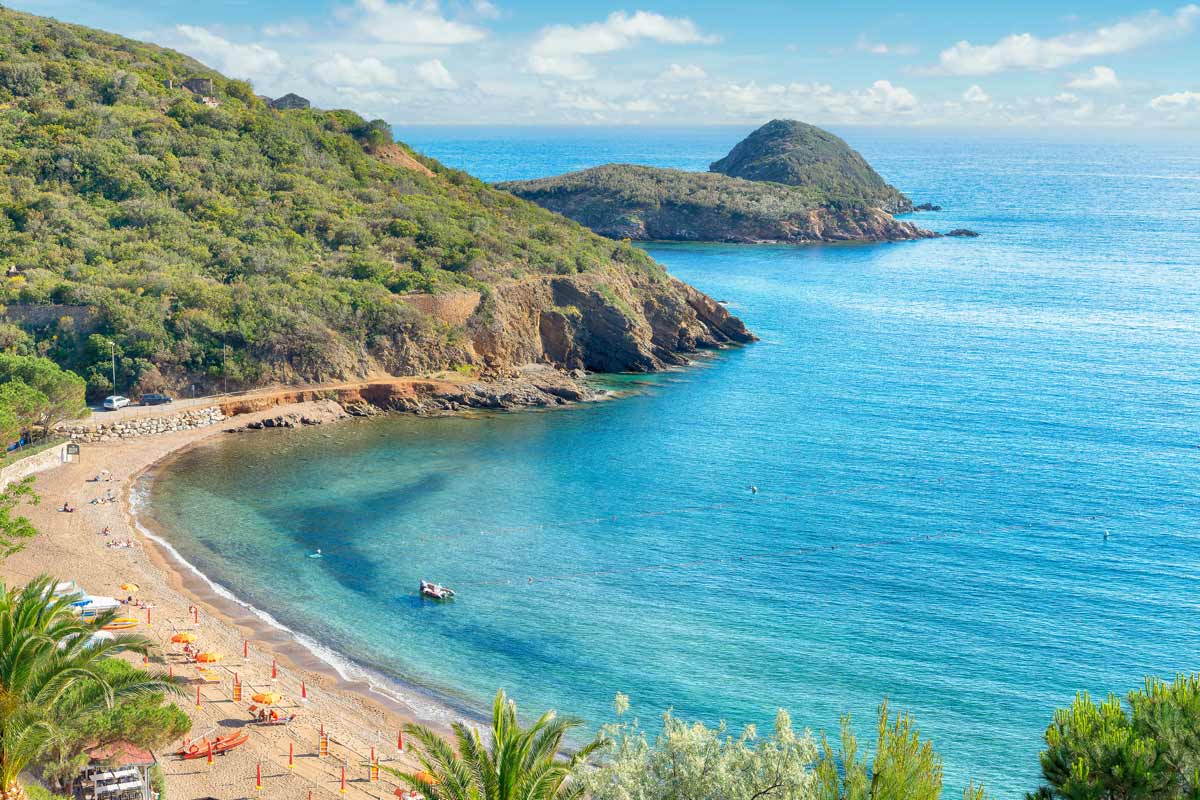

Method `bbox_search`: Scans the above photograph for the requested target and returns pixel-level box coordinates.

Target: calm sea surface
[147,127,1200,797]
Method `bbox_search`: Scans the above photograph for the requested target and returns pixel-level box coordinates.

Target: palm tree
[382,689,601,800]
[0,575,179,800]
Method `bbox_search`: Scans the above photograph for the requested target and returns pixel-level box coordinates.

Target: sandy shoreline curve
[2,401,473,800]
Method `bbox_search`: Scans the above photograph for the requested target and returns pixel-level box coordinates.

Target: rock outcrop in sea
[498,120,940,244]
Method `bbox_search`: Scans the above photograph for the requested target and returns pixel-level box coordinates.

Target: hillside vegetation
[709,118,913,213]
[0,8,748,396]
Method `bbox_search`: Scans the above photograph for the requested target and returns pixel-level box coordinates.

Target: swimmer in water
[309,548,323,558]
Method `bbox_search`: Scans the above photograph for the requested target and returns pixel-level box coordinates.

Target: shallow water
[149,128,1200,797]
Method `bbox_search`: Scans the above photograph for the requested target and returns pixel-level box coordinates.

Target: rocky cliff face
[165,270,754,393]
[471,271,755,373]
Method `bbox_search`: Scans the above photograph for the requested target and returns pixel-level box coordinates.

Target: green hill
[0,8,749,397]
[709,119,913,213]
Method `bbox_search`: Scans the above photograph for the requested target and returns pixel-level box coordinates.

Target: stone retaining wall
[60,407,226,443]
[0,443,69,490]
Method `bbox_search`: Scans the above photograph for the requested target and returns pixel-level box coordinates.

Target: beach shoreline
[131,441,487,733]
[1,400,476,799]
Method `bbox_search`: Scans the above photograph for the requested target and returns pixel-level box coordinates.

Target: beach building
[77,740,156,800]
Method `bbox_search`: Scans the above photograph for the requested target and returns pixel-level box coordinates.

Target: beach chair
[258,713,297,726]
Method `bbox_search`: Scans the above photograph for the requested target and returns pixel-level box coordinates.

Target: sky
[10,0,1200,128]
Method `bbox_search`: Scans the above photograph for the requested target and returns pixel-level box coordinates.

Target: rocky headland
[498,120,962,245]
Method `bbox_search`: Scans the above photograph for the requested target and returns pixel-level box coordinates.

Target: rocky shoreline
[60,365,602,442]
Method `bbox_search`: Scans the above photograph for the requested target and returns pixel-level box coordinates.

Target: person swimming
[308,548,323,558]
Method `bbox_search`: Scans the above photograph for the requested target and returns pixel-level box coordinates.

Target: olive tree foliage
[580,694,819,800]
[581,696,982,800]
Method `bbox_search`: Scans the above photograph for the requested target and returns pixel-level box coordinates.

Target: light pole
[223,342,228,395]
[109,341,117,396]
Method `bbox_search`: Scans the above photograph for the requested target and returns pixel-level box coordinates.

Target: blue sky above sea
[12,0,1199,128]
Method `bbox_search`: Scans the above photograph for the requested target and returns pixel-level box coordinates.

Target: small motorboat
[420,580,455,600]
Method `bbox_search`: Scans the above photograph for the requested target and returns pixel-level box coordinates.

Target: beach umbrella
[413,771,440,786]
[195,652,222,663]
[170,632,197,644]
[251,692,283,705]
[120,583,139,592]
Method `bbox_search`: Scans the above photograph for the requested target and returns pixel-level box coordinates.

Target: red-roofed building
[79,741,156,800]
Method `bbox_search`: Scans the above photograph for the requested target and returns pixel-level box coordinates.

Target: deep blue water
[148,128,1200,798]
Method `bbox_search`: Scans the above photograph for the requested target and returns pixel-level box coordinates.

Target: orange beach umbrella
[195,652,222,663]
[251,692,283,705]
[413,771,441,786]
[119,583,139,592]
[170,632,197,644]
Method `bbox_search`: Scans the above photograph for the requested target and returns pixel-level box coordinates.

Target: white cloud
[862,80,917,112]
[417,58,458,90]
[1066,65,1120,90]
[963,84,991,103]
[172,25,284,78]
[932,4,1200,75]
[856,36,919,56]
[529,11,718,79]
[661,63,707,80]
[313,54,400,87]
[624,98,662,112]
[472,0,501,19]
[263,20,313,38]
[344,0,488,45]
[1149,90,1200,110]
[698,78,917,120]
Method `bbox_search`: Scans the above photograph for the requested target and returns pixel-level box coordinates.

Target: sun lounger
[256,713,297,726]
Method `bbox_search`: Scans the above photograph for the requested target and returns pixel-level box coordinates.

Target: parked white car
[102,395,131,410]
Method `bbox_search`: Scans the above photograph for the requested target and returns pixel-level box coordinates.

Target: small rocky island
[498,120,964,244]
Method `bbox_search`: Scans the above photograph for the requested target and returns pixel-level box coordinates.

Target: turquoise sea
[145,127,1200,797]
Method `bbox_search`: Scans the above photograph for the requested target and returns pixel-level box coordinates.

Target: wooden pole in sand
[206,741,213,765]
[255,761,262,791]
[271,658,277,680]
[301,680,307,700]
[397,729,404,751]
[288,741,294,769]
[340,765,347,794]
[195,684,201,708]
[243,639,249,658]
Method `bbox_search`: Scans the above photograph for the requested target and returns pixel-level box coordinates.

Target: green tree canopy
[0,355,87,432]
[0,477,39,558]
[0,379,49,446]
[1031,676,1200,800]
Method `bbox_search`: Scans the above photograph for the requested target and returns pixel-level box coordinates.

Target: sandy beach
[1,402,444,800]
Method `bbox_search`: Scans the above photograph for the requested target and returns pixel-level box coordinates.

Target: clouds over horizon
[95,0,1200,128]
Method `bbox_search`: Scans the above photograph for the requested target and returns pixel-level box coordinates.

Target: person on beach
[61,501,74,512]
